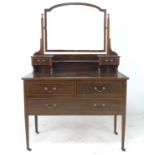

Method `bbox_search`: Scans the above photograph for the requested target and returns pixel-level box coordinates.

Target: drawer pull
[93,103,97,107]
[94,86,106,93]
[36,59,41,62]
[42,59,46,62]
[45,103,57,108]
[93,103,106,107]
[102,104,106,107]
[44,87,57,93]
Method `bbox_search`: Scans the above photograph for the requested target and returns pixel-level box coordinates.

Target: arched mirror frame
[42,2,108,53]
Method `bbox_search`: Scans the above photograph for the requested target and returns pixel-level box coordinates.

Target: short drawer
[99,57,119,65]
[77,81,123,97]
[27,97,122,115]
[32,57,52,65]
[27,81,74,96]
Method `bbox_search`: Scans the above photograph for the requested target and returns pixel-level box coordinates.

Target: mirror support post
[40,14,45,54]
[107,14,109,54]
[107,14,111,54]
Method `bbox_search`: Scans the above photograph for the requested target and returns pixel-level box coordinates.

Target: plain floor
[0,111,143,155]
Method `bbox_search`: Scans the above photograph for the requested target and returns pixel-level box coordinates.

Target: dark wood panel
[53,62,98,72]
[53,55,98,61]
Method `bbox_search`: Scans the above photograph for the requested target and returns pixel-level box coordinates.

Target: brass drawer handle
[94,86,106,92]
[45,103,57,108]
[36,59,41,62]
[44,87,57,93]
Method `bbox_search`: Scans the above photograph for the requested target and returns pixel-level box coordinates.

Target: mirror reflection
[46,5,105,51]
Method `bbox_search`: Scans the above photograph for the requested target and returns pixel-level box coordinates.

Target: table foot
[114,131,118,135]
[36,131,39,134]
[121,147,126,151]
[27,147,32,151]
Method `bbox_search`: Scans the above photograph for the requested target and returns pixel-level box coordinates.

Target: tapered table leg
[121,81,127,151]
[35,115,39,134]
[25,114,31,151]
[121,113,126,151]
[114,114,118,135]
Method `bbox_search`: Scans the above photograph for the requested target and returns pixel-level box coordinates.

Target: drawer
[101,57,119,65]
[77,81,122,97]
[27,81,74,96]
[28,97,122,115]
[32,57,52,65]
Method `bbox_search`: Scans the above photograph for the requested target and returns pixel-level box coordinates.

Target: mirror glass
[46,5,105,51]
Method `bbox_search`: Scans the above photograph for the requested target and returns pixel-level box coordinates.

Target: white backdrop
[0,0,144,154]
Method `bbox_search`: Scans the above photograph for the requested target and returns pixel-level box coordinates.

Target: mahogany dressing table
[22,2,129,151]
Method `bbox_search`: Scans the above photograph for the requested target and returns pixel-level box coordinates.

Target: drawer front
[28,97,122,115]
[99,57,119,65]
[32,57,52,65]
[77,81,122,97]
[27,81,74,96]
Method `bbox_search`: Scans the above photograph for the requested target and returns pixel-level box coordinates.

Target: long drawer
[77,81,123,97]
[26,81,75,96]
[28,97,122,115]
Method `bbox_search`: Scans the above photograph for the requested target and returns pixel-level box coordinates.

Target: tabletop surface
[22,71,129,80]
